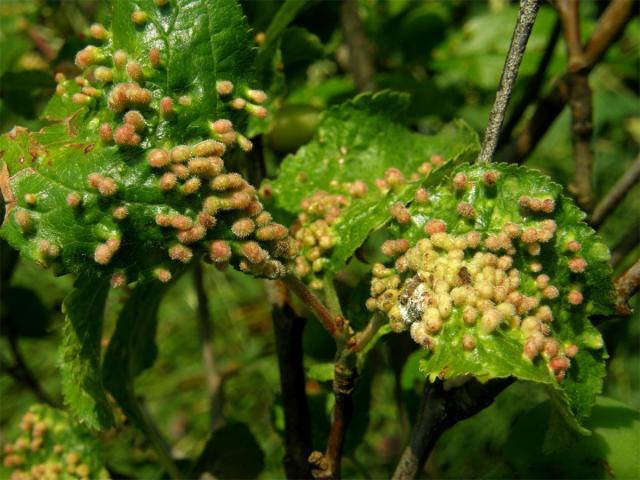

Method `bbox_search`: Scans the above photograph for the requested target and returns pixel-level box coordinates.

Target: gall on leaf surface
[368,162,614,432]
[269,91,479,284]
[0,0,292,285]
[0,404,109,480]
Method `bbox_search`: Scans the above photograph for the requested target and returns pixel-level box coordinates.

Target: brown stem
[309,354,357,480]
[610,224,640,269]
[499,0,635,164]
[193,262,223,429]
[271,283,313,480]
[500,18,562,147]
[590,155,640,229]
[614,258,640,316]
[555,0,595,210]
[348,313,386,354]
[478,0,541,163]
[3,331,59,407]
[392,377,513,480]
[284,276,345,339]
[340,0,377,92]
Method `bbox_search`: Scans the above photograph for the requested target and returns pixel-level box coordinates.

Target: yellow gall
[113,50,128,68]
[384,167,405,187]
[182,177,201,195]
[90,23,108,40]
[198,212,217,229]
[111,271,127,288]
[230,97,246,109]
[566,240,581,252]
[155,213,171,227]
[170,145,191,163]
[452,172,467,190]
[541,198,555,213]
[188,157,224,177]
[247,89,267,104]
[149,48,161,67]
[155,0,169,5]
[208,241,231,263]
[565,344,579,358]
[431,154,444,166]
[124,110,145,132]
[168,244,193,263]
[521,227,538,243]
[255,211,272,227]
[160,96,174,117]
[72,93,91,105]
[231,218,255,238]
[462,334,476,351]
[216,80,234,96]
[94,66,113,83]
[568,257,587,273]
[424,219,447,235]
[390,202,411,223]
[193,139,225,157]
[66,192,82,208]
[114,123,141,146]
[99,123,113,143]
[237,133,253,152]
[159,172,177,191]
[126,60,144,81]
[148,148,170,168]
[415,187,429,204]
[418,162,432,175]
[112,206,129,220]
[241,241,268,264]
[94,243,114,264]
[131,10,148,24]
[527,242,541,256]
[463,305,478,325]
[457,201,476,219]
[210,172,245,191]
[210,119,233,134]
[169,214,193,230]
[567,290,583,305]
[483,171,499,186]
[154,268,172,283]
[246,103,268,118]
[256,223,289,241]
[75,45,100,69]
[535,274,550,289]
[176,225,206,244]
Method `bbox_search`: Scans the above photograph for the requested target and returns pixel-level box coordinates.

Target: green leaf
[1,0,294,284]
[506,396,640,479]
[281,27,325,65]
[191,422,265,479]
[60,274,114,430]
[363,162,614,431]
[0,404,109,480]
[269,91,479,286]
[103,282,169,420]
[258,0,310,54]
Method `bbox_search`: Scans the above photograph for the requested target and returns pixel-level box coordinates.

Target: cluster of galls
[10,10,295,283]
[367,171,590,382]
[289,157,446,289]
[2,410,95,480]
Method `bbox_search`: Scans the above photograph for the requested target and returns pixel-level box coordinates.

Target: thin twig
[193,262,223,429]
[555,0,595,210]
[340,0,377,92]
[500,18,562,147]
[614,258,640,316]
[270,281,313,480]
[309,354,357,480]
[499,0,635,164]
[284,276,345,339]
[611,224,640,269]
[392,378,513,480]
[478,0,540,163]
[590,155,640,229]
[348,313,386,354]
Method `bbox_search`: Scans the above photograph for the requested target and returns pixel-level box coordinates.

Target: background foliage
[0,0,638,478]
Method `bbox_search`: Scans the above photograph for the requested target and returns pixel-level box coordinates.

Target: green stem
[323,272,344,317]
